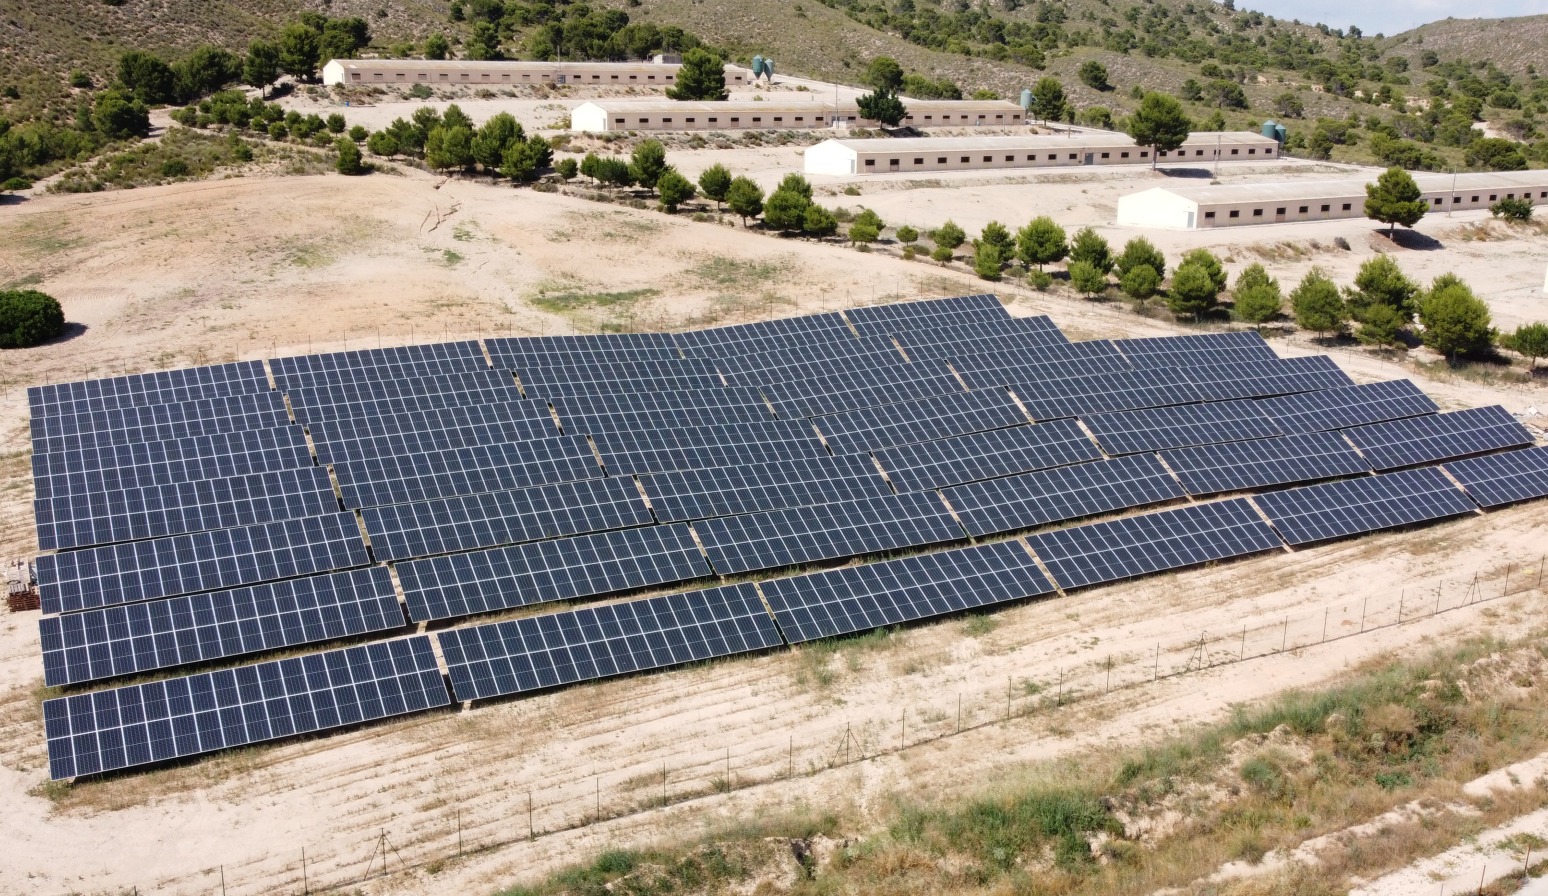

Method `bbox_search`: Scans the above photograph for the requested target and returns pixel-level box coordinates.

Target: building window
[351,73,361,82]
[924,115,933,121]
[961,156,970,163]
[1433,198,1442,205]
[1140,151,1149,158]
[1005,155,1014,162]
[1276,208,1286,215]
[774,117,783,122]
[983,155,993,162]
[611,75,619,80]
[730,117,739,123]
[1229,210,1240,218]
[936,157,947,164]
[662,118,672,124]
[995,115,1004,120]
[1027,155,1036,161]
[1321,204,1330,212]
[629,75,637,80]
[1472,196,1479,202]
[1121,151,1130,158]
[1069,153,1077,160]
[1507,193,1515,199]
[752,117,762,123]
[795,117,804,122]
[1248,148,1256,154]
[889,159,899,166]
[1204,211,1216,219]
[864,160,875,167]
[1342,203,1352,211]
[1231,148,1240,155]
[708,118,718,124]
[613,118,625,125]
[685,118,695,124]
[1196,150,1204,156]
[1490,194,1498,201]
[915,158,924,165]
[648,76,656,80]
[1298,206,1308,213]
[1101,152,1110,159]
[1453,197,1461,203]
[639,118,649,124]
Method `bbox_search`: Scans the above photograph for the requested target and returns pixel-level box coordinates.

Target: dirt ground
[1,164,1547,896]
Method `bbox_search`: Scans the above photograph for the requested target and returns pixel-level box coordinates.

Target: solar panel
[638,454,892,522]
[332,436,600,509]
[815,389,1028,453]
[285,372,520,419]
[899,327,1077,363]
[31,396,290,455]
[1011,367,1203,421]
[873,421,1103,492]
[30,361,270,417]
[33,391,285,443]
[307,404,558,464]
[516,358,722,398]
[360,477,651,562]
[1341,406,1535,471]
[950,343,1133,390]
[270,352,490,391]
[890,314,1069,351]
[270,341,486,380]
[436,583,783,701]
[35,466,339,551]
[1083,399,1283,455]
[1114,331,1278,368]
[37,513,370,615]
[1184,356,1354,401]
[759,540,1056,643]
[1445,445,1548,509]
[1253,466,1476,546]
[487,332,681,369]
[1161,431,1373,496]
[1257,379,1438,433]
[43,636,448,780]
[845,294,1009,335]
[396,524,711,622]
[287,387,531,427]
[720,350,915,390]
[1026,498,1283,590]
[943,454,1187,538]
[591,419,827,475]
[549,387,771,430]
[39,567,403,687]
[31,427,314,497]
[762,369,965,418]
[715,335,903,383]
[673,312,856,356]
[693,492,963,575]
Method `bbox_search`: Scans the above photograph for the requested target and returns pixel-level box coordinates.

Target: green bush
[1491,197,1534,221]
[895,225,918,244]
[0,289,66,348]
[1027,269,1054,291]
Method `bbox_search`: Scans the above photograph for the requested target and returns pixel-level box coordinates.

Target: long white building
[570,98,1026,132]
[1117,171,1548,230]
[803,131,1279,176]
[321,58,750,89]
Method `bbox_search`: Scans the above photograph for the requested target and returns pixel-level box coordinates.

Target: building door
[889,159,900,171]
[1083,153,1094,165]
[1186,212,1195,229]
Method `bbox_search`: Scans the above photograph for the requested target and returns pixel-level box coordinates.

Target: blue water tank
[1020,88,1033,110]
[752,55,765,78]
[1261,119,1279,139]
[1274,123,1287,143]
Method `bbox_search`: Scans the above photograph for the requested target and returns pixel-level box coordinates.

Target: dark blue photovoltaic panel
[1257,379,1437,433]
[638,454,891,522]
[762,369,966,418]
[550,387,771,434]
[949,343,1132,390]
[39,567,403,687]
[270,341,486,382]
[29,361,270,417]
[1026,499,1283,590]
[1114,331,1278,368]
[845,294,1009,335]
[517,357,723,398]
[1341,406,1534,471]
[32,391,289,441]
[37,513,370,614]
[694,492,963,575]
[1445,446,1548,509]
[1083,400,1282,455]
[31,427,314,497]
[289,389,537,426]
[487,332,681,369]
[943,454,1186,537]
[286,373,519,417]
[397,525,711,622]
[1012,367,1203,421]
[1161,432,1372,496]
[716,336,903,383]
[815,389,1028,453]
[874,421,1102,492]
[1253,466,1476,546]
[332,436,600,508]
[894,323,1072,362]
[591,419,826,475]
[43,636,448,780]
[35,466,339,550]
[759,540,1056,643]
[1184,356,1353,401]
[307,406,557,464]
[436,584,783,701]
[361,477,651,562]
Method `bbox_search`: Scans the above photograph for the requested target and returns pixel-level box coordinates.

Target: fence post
[1504,564,1511,597]
[1281,616,1288,652]
[1322,608,1328,643]
[528,791,533,841]
[1360,597,1367,633]
[1154,643,1159,681]
[302,849,308,896]
[1240,624,1246,661]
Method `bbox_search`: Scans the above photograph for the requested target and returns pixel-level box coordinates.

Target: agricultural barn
[803,131,1278,176]
[570,98,1026,132]
[321,59,750,88]
[1117,171,1548,230]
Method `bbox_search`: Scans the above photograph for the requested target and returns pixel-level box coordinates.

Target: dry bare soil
[0,163,1546,896]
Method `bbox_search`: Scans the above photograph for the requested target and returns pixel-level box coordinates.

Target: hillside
[1385,13,1548,76]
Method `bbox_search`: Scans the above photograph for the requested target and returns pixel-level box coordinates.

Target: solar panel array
[27,294,1545,779]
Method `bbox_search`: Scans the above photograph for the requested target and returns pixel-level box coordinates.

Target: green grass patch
[686,256,793,292]
[530,287,659,314]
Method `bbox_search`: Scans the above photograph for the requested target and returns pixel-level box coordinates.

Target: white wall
[1117,188,1200,230]
[804,141,858,177]
[571,103,607,133]
[322,61,347,86]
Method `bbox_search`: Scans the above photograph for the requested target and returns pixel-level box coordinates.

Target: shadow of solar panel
[874,421,1103,492]
[39,567,403,687]
[1184,356,1353,401]
[763,370,966,418]
[1114,331,1278,368]
[758,540,1055,643]
[43,636,449,780]
[270,341,486,382]
[333,436,600,509]
[37,513,370,614]
[361,477,651,562]
[32,396,291,455]
[488,332,681,369]
[435,583,783,701]
[640,455,890,522]
[1161,431,1372,496]
[398,525,712,622]
[1253,466,1476,546]
[845,294,1009,335]
[1012,367,1203,421]
[1026,498,1283,590]
[953,350,1134,391]
[30,361,270,418]
[1258,380,1438,433]
[1341,406,1534,471]
[816,389,1028,453]
[1445,446,1548,509]
[32,427,313,497]
[943,454,1186,537]
[592,419,826,474]
[307,406,557,464]
[36,466,339,551]
[1083,400,1282,455]
[32,391,288,442]
[695,492,963,575]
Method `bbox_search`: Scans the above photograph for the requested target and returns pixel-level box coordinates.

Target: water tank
[1020,88,1033,110]
[1274,123,1287,143]
[765,58,775,81]
[1260,119,1279,139]
[752,55,765,78]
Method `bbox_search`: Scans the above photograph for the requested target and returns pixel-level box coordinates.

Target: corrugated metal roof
[822,131,1275,153]
[1149,171,1548,204]
[327,59,682,73]
[576,98,1023,114]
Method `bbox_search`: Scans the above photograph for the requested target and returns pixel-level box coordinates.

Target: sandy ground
[0,167,1547,895]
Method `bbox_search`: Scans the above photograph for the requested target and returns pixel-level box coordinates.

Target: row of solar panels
[38,423,1548,690]
[42,443,1548,780]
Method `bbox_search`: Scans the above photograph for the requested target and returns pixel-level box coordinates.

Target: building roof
[815,131,1274,154]
[325,58,681,72]
[1145,171,1548,204]
[574,100,835,114]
